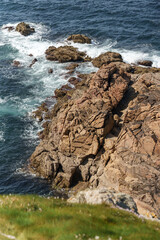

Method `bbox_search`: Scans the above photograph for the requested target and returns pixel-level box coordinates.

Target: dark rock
[137,60,153,67]
[45,46,86,63]
[67,34,91,44]
[3,26,14,31]
[48,68,53,74]
[29,58,38,68]
[16,22,35,36]
[92,52,123,68]
[29,54,33,57]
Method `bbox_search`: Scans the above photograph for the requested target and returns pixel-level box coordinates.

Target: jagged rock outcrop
[92,52,123,68]
[45,46,87,62]
[29,63,130,188]
[29,56,160,218]
[67,34,91,44]
[97,72,160,217]
[68,188,138,213]
[16,22,35,36]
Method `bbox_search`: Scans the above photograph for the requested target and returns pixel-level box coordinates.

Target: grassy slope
[0,195,159,240]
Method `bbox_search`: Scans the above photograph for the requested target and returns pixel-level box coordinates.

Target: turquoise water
[0,0,159,194]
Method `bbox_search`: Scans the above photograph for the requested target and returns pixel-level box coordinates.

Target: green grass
[0,195,159,240]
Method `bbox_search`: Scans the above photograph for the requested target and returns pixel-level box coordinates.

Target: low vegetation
[0,195,159,240]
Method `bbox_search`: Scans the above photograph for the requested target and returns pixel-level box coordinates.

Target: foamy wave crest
[0,98,7,104]
[117,49,160,68]
[21,120,41,146]
[70,38,117,58]
[68,38,160,68]
[1,22,51,58]
[0,131,4,142]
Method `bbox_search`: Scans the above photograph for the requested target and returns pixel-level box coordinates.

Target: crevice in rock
[70,167,83,187]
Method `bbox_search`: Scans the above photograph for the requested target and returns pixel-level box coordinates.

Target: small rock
[3,26,14,31]
[29,58,38,68]
[48,68,53,74]
[16,22,35,36]
[67,34,91,44]
[12,60,21,67]
[137,60,153,67]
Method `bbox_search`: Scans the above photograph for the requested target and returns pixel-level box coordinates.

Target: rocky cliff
[29,48,160,218]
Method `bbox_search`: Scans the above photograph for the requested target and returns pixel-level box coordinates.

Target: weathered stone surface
[68,188,138,213]
[29,57,160,218]
[98,72,160,217]
[68,77,81,86]
[67,34,91,44]
[137,60,153,67]
[92,52,123,68]
[16,22,35,36]
[29,63,130,188]
[45,46,86,63]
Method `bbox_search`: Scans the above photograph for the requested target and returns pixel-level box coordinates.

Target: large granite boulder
[16,22,35,36]
[45,46,86,62]
[92,52,123,68]
[29,63,130,188]
[67,34,91,44]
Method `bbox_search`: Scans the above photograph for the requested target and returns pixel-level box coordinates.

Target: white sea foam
[0,98,6,104]
[0,131,4,142]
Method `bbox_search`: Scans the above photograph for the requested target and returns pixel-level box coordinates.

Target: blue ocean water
[0,0,160,194]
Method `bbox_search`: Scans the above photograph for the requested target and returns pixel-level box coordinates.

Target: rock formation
[98,71,160,217]
[16,22,35,36]
[29,63,130,188]
[67,34,91,44]
[92,52,123,68]
[45,46,87,63]
[29,49,160,218]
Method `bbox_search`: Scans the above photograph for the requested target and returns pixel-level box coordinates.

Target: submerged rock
[29,58,38,68]
[92,51,123,68]
[45,46,86,63]
[16,22,35,36]
[3,26,14,31]
[67,34,91,44]
[12,60,21,67]
[48,68,53,74]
